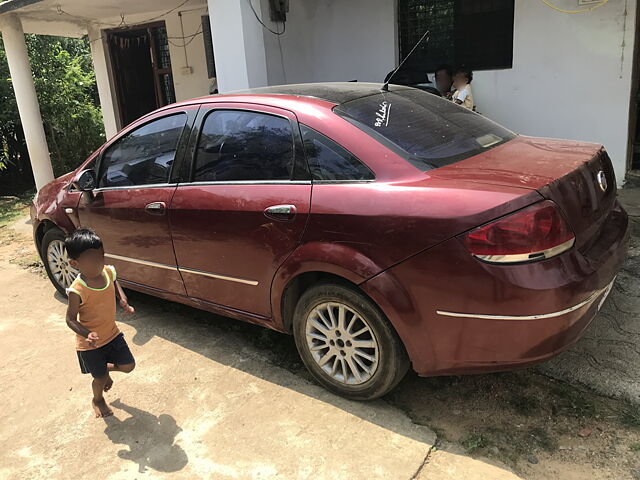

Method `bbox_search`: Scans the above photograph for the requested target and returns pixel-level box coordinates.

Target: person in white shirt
[451,67,474,110]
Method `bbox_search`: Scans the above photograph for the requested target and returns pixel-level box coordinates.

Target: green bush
[0,34,105,189]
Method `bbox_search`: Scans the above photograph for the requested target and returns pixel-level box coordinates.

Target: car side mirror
[73,169,97,191]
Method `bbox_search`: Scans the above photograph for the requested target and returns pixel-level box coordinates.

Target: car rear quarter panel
[361,202,629,375]
[271,180,543,328]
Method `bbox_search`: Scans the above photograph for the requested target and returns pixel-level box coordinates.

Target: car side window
[193,110,294,182]
[299,125,374,181]
[98,113,187,188]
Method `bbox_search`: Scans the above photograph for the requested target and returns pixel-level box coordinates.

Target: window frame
[397,0,515,72]
[93,107,198,192]
[298,124,376,184]
[181,103,310,186]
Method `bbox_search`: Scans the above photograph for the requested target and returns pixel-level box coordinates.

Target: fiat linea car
[31,83,629,400]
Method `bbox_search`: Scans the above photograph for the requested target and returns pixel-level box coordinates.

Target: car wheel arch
[35,220,61,256]
[279,271,360,333]
[276,269,413,353]
[270,242,384,330]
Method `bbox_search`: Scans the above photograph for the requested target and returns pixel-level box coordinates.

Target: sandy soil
[1,198,640,479]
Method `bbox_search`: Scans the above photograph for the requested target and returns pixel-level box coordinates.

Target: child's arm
[454,88,469,105]
[66,292,99,347]
[114,279,135,314]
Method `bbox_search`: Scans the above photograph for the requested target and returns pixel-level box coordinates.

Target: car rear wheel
[293,283,409,400]
[41,228,78,297]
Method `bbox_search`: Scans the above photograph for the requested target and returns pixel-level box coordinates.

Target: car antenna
[381,30,430,92]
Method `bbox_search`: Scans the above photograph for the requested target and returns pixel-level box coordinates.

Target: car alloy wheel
[305,301,380,385]
[46,239,78,291]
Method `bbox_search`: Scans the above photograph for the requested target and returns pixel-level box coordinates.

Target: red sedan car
[32,83,629,400]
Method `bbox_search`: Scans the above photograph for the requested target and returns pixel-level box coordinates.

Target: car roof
[210,82,415,105]
[151,82,417,127]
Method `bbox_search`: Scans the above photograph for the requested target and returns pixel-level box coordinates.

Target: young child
[64,228,135,418]
[451,66,474,110]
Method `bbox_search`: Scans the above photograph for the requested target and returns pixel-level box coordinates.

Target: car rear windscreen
[334,89,516,171]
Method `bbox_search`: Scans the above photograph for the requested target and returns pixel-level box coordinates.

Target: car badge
[596,171,607,192]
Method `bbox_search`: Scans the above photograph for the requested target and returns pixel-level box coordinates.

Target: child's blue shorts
[77,333,135,378]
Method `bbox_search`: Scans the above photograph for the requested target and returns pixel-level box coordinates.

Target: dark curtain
[109,31,157,127]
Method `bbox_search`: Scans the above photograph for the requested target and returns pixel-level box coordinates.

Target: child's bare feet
[104,374,113,392]
[92,398,113,418]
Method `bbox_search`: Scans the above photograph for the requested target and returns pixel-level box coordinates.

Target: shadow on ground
[116,277,639,476]
[113,187,640,477]
[104,399,188,474]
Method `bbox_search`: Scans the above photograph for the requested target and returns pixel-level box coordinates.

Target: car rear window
[333,88,516,171]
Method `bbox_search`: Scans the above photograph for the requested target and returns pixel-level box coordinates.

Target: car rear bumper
[360,201,630,376]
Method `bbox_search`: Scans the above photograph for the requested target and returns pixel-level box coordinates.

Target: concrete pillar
[207,0,269,92]
[88,24,119,139]
[0,14,54,190]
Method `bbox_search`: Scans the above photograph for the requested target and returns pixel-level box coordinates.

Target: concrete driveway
[1,187,638,480]
[0,254,518,479]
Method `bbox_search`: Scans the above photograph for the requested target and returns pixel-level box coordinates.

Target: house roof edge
[0,0,46,16]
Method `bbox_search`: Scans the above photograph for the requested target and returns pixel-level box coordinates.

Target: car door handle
[145,201,166,215]
[264,204,297,222]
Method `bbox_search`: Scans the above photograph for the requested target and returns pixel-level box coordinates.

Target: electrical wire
[142,0,193,23]
[167,26,203,47]
[537,0,610,14]
[245,0,285,35]
[55,4,96,25]
[277,32,287,83]
[56,1,197,43]
[116,13,127,29]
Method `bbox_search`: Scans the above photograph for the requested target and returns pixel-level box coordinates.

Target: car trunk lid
[429,136,617,249]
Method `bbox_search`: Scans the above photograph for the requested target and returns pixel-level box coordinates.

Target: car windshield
[334,88,516,171]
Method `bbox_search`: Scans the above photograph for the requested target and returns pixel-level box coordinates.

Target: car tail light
[463,201,575,264]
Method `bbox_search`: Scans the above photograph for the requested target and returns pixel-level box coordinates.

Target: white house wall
[163,8,212,102]
[256,0,636,185]
[260,0,397,85]
[472,0,637,186]
[208,0,271,92]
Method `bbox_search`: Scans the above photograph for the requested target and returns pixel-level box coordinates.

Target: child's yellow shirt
[67,265,119,351]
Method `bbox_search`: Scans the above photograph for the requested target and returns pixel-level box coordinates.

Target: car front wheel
[293,283,409,400]
[41,228,78,297]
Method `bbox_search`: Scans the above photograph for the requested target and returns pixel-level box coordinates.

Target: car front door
[77,106,198,294]
[169,103,311,318]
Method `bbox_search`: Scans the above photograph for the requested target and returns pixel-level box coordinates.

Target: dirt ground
[1,194,640,480]
[541,187,640,404]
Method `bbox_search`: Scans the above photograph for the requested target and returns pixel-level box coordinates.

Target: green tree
[0,34,105,191]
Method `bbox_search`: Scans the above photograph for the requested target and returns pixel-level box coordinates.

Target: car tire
[41,228,78,297]
[293,282,410,400]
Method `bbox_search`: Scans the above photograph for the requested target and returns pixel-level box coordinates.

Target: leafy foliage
[0,34,105,192]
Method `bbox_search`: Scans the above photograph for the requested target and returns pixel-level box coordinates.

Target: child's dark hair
[65,228,103,259]
[454,66,473,83]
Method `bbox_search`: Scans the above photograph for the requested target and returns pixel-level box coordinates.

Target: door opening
[107,22,176,127]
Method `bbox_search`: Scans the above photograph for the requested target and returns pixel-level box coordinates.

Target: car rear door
[77,106,198,294]
[169,103,311,318]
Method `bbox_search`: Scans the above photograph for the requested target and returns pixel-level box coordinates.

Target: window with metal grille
[151,25,176,105]
[398,0,514,72]
[201,15,217,79]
